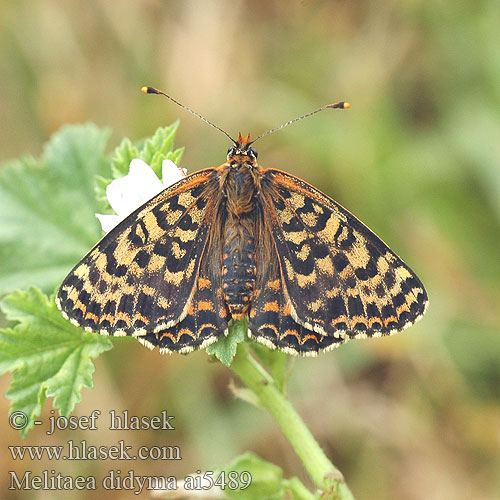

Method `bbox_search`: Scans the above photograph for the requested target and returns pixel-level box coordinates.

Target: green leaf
[140,122,181,178]
[94,137,141,207]
[0,123,185,294]
[111,137,141,178]
[96,123,184,211]
[94,174,113,210]
[0,288,113,437]
[0,124,111,294]
[220,452,285,500]
[206,319,247,367]
[167,146,185,167]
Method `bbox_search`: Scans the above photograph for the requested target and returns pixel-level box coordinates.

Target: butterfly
[56,87,428,356]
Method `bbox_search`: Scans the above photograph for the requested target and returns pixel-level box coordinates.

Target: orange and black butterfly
[57,87,428,356]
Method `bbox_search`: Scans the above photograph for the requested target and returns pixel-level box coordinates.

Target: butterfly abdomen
[220,163,259,319]
[222,236,256,319]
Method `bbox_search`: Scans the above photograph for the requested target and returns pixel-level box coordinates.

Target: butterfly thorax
[220,145,260,319]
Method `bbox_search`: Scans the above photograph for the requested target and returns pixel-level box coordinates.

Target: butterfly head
[227,133,258,162]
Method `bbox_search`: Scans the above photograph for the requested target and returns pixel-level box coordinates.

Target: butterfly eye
[248,147,258,159]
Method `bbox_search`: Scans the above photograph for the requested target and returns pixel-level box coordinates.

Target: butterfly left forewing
[57,169,219,338]
[260,169,428,341]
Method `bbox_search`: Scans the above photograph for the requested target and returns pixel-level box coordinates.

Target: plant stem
[230,342,356,500]
[283,477,318,500]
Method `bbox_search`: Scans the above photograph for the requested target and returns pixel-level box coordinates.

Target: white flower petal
[95,213,123,233]
[162,159,186,188]
[106,159,164,216]
[96,158,186,234]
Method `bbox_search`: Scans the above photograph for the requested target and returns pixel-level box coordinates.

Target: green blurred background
[1,1,499,499]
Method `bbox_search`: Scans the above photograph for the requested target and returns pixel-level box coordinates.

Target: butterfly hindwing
[138,271,230,354]
[249,264,343,356]
[57,169,219,337]
[260,169,428,340]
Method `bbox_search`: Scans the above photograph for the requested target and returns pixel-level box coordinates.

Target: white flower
[96,159,187,233]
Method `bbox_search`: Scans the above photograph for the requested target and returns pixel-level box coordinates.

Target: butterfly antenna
[250,101,350,145]
[142,86,237,144]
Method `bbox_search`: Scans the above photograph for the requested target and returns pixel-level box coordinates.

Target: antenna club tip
[141,86,158,94]
[327,101,351,109]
